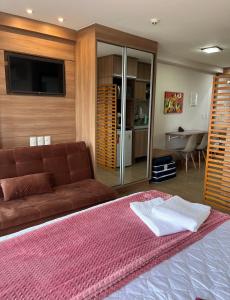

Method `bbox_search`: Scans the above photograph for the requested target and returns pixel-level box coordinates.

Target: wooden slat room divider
[96,84,117,169]
[204,73,230,212]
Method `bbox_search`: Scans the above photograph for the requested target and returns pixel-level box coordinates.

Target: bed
[0,190,229,300]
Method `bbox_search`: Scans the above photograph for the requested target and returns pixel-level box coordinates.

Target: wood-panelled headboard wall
[0,19,76,148]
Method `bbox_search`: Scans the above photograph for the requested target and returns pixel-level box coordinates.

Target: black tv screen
[5,52,65,96]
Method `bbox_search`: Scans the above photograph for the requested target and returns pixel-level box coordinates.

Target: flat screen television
[5,52,65,96]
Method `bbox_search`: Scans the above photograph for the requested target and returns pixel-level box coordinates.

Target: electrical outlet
[37,136,44,146]
[30,137,37,147]
[44,136,51,145]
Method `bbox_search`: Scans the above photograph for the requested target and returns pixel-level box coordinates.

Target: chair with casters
[196,133,208,168]
[176,134,198,173]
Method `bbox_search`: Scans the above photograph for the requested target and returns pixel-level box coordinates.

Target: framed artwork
[164,91,184,114]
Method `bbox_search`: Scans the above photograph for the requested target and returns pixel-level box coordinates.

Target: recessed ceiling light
[201,46,223,54]
[26,9,33,14]
[150,18,160,25]
[58,17,64,23]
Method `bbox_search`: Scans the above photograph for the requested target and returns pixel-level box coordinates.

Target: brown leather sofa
[0,142,117,236]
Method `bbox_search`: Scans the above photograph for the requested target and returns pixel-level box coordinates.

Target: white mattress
[0,194,229,300]
[108,220,230,300]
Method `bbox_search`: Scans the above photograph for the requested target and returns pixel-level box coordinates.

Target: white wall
[153,63,213,149]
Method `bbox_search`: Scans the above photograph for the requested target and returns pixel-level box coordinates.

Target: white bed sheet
[0,194,229,300]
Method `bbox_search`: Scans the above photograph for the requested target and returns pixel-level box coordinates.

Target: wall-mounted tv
[5,52,66,96]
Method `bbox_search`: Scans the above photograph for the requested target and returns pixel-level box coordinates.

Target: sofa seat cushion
[0,179,117,230]
[54,179,118,209]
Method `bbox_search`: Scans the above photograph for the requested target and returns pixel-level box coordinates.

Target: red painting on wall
[164,91,184,114]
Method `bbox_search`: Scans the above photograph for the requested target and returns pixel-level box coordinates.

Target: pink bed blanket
[0,190,229,300]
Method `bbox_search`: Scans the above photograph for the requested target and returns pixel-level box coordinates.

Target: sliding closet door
[123,48,154,184]
[204,73,230,212]
[96,42,123,186]
[96,43,155,187]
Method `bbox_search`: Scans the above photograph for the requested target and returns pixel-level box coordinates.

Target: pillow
[0,173,53,201]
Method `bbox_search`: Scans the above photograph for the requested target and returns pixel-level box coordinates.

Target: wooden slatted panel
[204,74,230,212]
[96,84,117,169]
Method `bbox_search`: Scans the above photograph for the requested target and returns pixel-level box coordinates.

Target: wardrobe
[75,24,158,187]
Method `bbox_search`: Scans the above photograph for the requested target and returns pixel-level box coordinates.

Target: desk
[165,130,207,149]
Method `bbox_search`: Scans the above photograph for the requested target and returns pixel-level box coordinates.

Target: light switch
[44,136,51,145]
[30,137,37,147]
[37,136,44,146]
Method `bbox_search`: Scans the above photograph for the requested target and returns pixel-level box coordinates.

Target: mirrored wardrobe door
[95,42,123,186]
[123,48,154,184]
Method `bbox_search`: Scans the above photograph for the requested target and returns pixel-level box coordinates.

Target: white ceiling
[1,0,230,71]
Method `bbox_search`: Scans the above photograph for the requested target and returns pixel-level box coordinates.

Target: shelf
[136,78,150,83]
[113,74,137,79]
[113,75,149,82]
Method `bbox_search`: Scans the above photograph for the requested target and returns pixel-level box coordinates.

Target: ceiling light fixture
[26,9,33,14]
[58,17,64,23]
[201,46,223,54]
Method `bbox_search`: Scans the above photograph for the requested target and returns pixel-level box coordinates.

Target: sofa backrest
[0,142,93,186]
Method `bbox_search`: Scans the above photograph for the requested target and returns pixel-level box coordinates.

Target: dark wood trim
[0,11,77,41]
[95,24,158,53]
[77,24,158,53]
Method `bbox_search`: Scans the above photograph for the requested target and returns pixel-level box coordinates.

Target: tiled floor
[117,163,206,203]
[97,154,206,203]
[96,159,148,186]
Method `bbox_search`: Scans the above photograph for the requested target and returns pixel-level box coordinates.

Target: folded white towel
[130,197,185,236]
[151,196,211,232]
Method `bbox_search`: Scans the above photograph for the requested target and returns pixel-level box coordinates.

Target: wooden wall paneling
[204,74,230,212]
[137,62,151,80]
[0,12,77,41]
[127,57,138,77]
[98,77,113,85]
[65,60,75,98]
[135,81,146,100]
[96,84,117,169]
[0,29,75,61]
[113,55,122,75]
[0,96,76,148]
[0,23,76,149]
[1,133,76,149]
[112,55,137,77]
[75,26,97,162]
[0,50,6,95]
[98,56,113,78]
[134,129,148,158]
[97,56,113,85]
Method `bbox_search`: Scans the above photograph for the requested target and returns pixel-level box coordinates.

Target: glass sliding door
[96,42,154,187]
[123,48,154,184]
